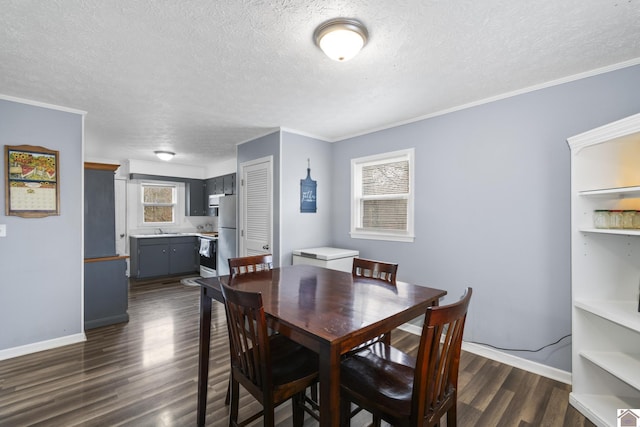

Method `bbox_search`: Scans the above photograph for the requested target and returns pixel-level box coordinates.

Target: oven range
[198,235,217,278]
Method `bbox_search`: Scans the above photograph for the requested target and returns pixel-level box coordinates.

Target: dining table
[195,264,446,426]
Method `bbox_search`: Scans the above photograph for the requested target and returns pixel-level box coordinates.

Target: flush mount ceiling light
[154,150,175,161]
[314,18,368,62]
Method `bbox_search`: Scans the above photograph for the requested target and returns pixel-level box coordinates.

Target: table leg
[197,287,212,426]
[319,345,341,427]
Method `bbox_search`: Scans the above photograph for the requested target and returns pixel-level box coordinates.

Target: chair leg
[225,379,231,405]
[447,403,457,427]
[264,399,275,427]
[292,392,305,427]
[340,399,351,426]
[229,377,240,424]
[382,331,391,345]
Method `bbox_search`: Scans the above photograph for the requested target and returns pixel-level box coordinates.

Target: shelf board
[579,228,640,236]
[570,393,640,427]
[575,300,640,333]
[581,351,640,390]
[579,186,640,198]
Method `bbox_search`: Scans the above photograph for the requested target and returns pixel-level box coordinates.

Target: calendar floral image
[8,150,56,181]
[5,145,60,217]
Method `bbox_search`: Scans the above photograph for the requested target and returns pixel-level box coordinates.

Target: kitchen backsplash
[128,216,218,236]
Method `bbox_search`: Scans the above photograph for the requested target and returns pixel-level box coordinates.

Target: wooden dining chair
[351,257,399,347]
[342,257,401,421]
[220,282,319,427]
[223,253,274,405]
[340,287,473,427]
[228,254,273,277]
[352,257,398,285]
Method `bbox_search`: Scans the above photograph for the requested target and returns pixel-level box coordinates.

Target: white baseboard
[397,324,572,385]
[0,333,86,361]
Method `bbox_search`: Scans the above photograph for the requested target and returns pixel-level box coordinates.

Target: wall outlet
[0,224,5,237]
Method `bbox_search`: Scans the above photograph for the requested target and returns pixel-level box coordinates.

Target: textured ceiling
[1,0,639,168]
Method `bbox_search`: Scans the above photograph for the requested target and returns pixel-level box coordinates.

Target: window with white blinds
[351,149,415,242]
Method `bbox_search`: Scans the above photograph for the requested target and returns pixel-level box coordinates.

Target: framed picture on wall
[300,160,317,213]
[5,144,60,218]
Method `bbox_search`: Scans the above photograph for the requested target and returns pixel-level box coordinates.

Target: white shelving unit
[568,113,640,427]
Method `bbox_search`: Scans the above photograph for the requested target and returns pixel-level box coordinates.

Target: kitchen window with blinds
[351,148,415,242]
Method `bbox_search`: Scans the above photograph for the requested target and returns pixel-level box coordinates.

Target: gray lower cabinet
[169,240,199,273]
[136,241,170,278]
[130,236,198,278]
[85,257,129,330]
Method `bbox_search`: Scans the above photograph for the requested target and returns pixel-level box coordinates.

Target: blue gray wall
[280,131,333,266]
[0,98,84,355]
[329,64,640,371]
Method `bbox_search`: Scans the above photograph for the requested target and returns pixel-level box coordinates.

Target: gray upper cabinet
[186,179,206,216]
[84,167,117,258]
[216,176,225,194]
[223,173,235,195]
[205,173,236,196]
[205,177,217,197]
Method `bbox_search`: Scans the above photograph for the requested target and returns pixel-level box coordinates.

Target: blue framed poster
[300,161,317,213]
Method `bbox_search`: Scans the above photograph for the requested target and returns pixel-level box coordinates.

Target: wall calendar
[5,145,60,218]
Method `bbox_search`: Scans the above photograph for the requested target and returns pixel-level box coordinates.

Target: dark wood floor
[0,278,594,427]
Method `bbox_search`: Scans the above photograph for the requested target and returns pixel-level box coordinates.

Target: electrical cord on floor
[469,333,571,353]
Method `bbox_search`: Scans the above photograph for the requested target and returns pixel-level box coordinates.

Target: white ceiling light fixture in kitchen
[154,150,175,161]
[314,18,368,62]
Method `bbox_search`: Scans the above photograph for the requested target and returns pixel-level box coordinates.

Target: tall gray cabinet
[84,162,129,330]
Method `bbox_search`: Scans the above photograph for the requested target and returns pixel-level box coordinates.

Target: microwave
[208,194,224,208]
[208,194,224,216]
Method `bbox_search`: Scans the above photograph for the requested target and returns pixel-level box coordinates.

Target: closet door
[240,156,272,257]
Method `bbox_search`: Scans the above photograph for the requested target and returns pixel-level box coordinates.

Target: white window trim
[350,148,415,242]
[138,181,179,227]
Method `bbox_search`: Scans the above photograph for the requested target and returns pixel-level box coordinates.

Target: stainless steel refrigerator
[216,194,237,276]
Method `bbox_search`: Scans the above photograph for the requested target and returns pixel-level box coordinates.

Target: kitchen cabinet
[85,166,117,258]
[214,176,224,194]
[205,177,217,197]
[130,236,199,278]
[84,257,129,329]
[568,112,640,427]
[205,173,236,197]
[134,240,170,278]
[84,162,129,330]
[223,173,235,194]
[186,179,206,216]
[169,239,199,274]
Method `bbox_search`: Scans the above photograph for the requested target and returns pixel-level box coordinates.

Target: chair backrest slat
[352,257,398,285]
[228,254,273,277]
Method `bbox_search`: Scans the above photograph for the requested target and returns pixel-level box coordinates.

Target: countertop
[130,232,218,239]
